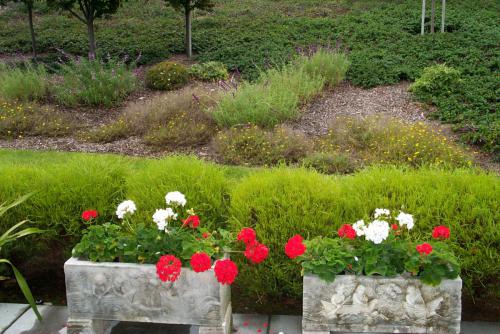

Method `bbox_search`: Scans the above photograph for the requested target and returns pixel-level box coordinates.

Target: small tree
[1,0,38,58]
[47,0,121,59]
[165,0,214,59]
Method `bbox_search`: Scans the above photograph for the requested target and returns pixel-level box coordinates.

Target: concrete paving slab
[0,303,29,333]
[269,315,301,334]
[3,305,67,334]
[461,321,500,334]
[109,321,196,334]
[233,314,270,334]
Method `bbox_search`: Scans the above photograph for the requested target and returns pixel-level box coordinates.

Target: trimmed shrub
[189,61,229,81]
[52,58,137,107]
[302,152,356,174]
[229,167,499,313]
[0,99,74,138]
[145,61,189,91]
[409,64,463,103]
[213,125,313,166]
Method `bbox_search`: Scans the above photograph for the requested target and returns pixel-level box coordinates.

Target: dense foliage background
[0,0,498,152]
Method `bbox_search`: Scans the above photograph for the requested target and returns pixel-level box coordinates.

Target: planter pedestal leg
[199,302,232,334]
[67,318,113,334]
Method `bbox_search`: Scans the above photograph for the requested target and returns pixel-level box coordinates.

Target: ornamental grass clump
[0,62,50,102]
[72,191,269,285]
[285,209,459,286]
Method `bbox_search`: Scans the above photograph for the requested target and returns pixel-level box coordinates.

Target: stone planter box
[64,257,231,334]
[303,274,461,334]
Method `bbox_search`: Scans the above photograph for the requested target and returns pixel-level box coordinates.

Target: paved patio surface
[1,303,499,334]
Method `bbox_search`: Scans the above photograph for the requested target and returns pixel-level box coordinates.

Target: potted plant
[284,209,461,334]
[65,191,269,334]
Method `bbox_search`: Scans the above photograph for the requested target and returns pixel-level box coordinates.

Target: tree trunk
[185,6,192,59]
[420,0,426,35]
[27,2,37,59]
[441,0,446,33]
[87,17,96,59]
[430,0,436,33]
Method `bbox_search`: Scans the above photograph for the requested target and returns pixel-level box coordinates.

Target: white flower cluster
[165,191,187,207]
[364,219,390,244]
[116,200,137,219]
[350,208,414,245]
[396,211,414,230]
[374,208,390,218]
[152,191,187,231]
[152,208,177,231]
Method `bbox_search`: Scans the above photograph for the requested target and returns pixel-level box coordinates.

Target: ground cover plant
[0,99,74,138]
[1,0,495,152]
[317,116,473,168]
[84,86,217,148]
[52,57,137,107]
[0,150,497,317]
[0,62,49,101]
[145,61,189,91]
[213,125,312,166]
[211,50,348,127]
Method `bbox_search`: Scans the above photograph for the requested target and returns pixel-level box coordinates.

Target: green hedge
[0,150,498,314]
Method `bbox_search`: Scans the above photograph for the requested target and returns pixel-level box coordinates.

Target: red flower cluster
[81,210,98,221]
[285,234,306,259]
[337,224,356,239]
[183,215,200,229]
[244,241,269,264]
[416,243,433,255]
[391,224,399,231]
[156,255,182,282]
[432,225,450,239]
[214,259,238,285]
[202,232,210,239]
[237,227,256,244]
[190,252,212,272]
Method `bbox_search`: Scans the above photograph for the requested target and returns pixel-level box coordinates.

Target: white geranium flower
[116,200,137,219]
[364,220,390,244]
[396,211,414,230]
[165,191,187,207]
[352,220,367,236]
[354,256,359,262]
[152,208,177,231]
[374,208,390,218]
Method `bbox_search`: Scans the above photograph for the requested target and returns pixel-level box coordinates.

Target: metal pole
[421,0,426,35]
[441,0,446,33]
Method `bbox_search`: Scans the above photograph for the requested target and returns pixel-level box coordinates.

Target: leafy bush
[302,152,356,174]
[84,86,217,148]
[0,62,49,102]
[145,61,189,91]
[317,116,473,168]
[229,167,499,313]
[213,125,312,166]
[409,64,463,103]
[189,61,229,81]
[0,99,74,138]
[52,57,137,107]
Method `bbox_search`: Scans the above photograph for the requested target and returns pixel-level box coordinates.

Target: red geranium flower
[244,241,269,264]
[416,243,433,255]
[156,255,182,282]
[202,232,210,239]
[237,227,256,245]
[432,225,450,239]
[190,252,212,272]
[214,259,238,285]
[81,210,98,221]
[391,224,399,231]
[338,224,356,239]
[285,234,306,259]
[183,215,200,228]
